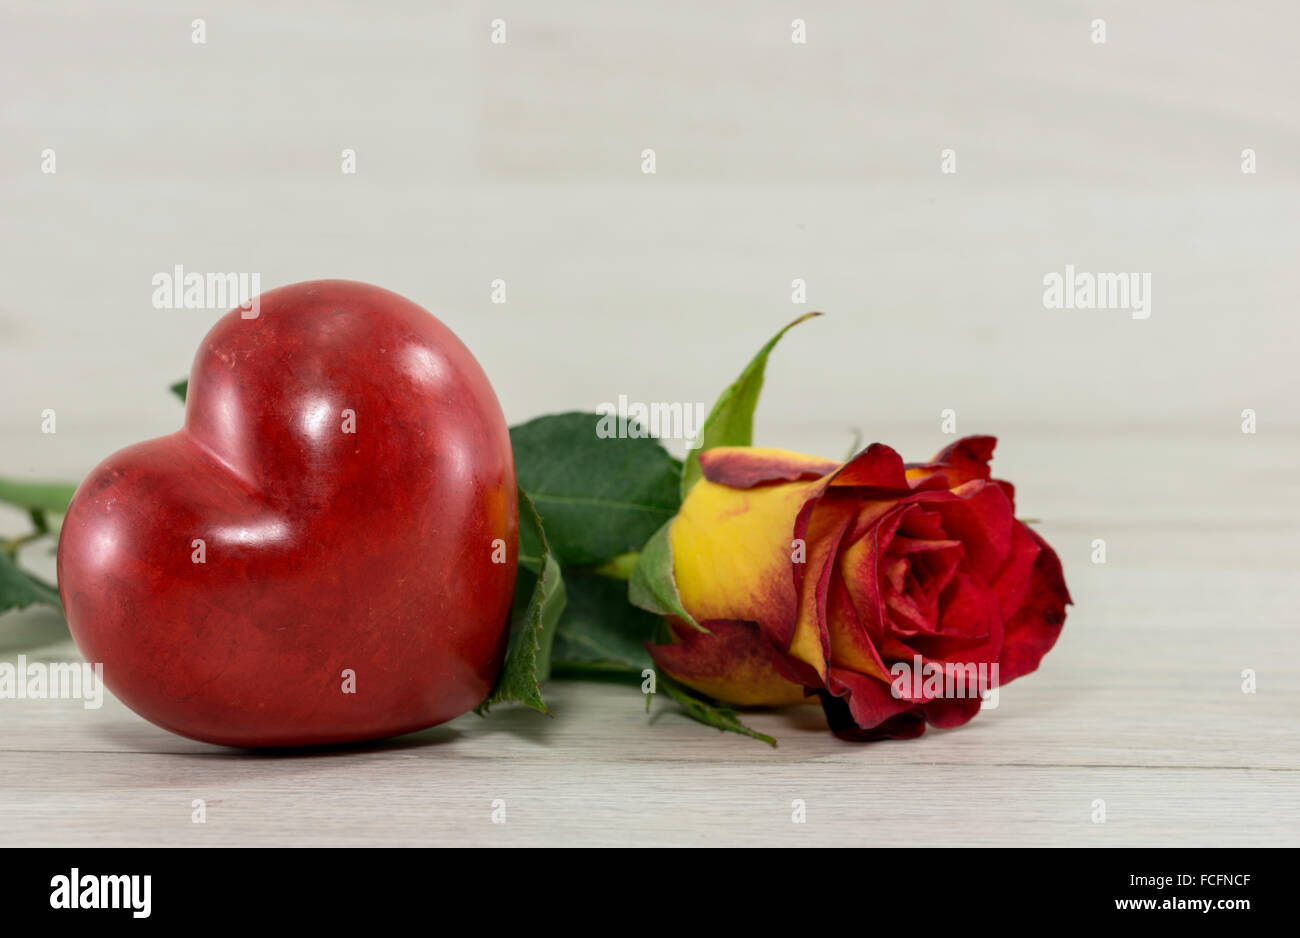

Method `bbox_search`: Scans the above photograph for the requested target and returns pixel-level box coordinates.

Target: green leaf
[479,488,566,715]
[680,311,822,497]
[656,672,776,747]
[628,519,702,631]
[171,379,188,402]
[551,573,658,675]
[0,551,61,614]
[510,412,681,567]
[0,478,78,515]
[518,516,544,575]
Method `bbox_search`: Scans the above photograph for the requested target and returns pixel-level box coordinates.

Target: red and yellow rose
[647,436,1071,739]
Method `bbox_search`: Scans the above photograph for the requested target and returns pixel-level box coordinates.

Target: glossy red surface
[57,280,517,747]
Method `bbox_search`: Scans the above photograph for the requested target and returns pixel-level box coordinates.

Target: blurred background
[5,0,1299,604]
[3,0,1297,461]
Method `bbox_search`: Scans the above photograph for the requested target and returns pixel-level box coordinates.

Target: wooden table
[2,426,1296,847]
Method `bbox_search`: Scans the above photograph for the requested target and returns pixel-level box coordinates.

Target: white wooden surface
[2,2,1298,846]
[3,427,1297,847]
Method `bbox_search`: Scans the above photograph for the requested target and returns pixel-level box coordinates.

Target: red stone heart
[57,280,517,747]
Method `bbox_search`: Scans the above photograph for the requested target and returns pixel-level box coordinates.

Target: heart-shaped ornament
[58,280,517,747]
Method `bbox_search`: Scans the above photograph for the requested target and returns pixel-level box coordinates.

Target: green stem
[590,551,640,581]
[2,529,51,560]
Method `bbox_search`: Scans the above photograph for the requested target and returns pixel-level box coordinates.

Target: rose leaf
[680,311,822,497]
[479,487,566,715]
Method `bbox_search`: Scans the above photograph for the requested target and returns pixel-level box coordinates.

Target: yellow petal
[670,475,812,631]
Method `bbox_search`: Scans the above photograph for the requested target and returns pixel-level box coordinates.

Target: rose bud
[646,437,1071,739]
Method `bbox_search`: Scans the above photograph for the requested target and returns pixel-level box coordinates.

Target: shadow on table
[96,690,572,759]
[94,721,469,761]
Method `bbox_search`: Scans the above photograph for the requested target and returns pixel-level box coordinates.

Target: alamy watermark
[1043,265,1150,319]
[889,655,999,708]
[596,395,705,441]
[152,265,261,318]
[50,869,150,918]
[0,655,104,709]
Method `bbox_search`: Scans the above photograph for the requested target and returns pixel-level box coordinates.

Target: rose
[646,437,1071,739]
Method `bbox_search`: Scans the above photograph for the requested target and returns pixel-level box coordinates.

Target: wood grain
[2,427,1297,846]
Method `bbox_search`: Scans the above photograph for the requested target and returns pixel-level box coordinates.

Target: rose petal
[782,491,859,682]
[906,436,998,490]
[646,617,810,707]
[825,572,891,682]
[828,442,910,491]
[997,527,1071,683]
[699,447,839,488]
[824,668,916,734]
[670,476,809,630]
[922,695,983,729]
[932,435,997,480]
[883,569,1003,666]
[991,521,1041,621]
[925,480,1014,582]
